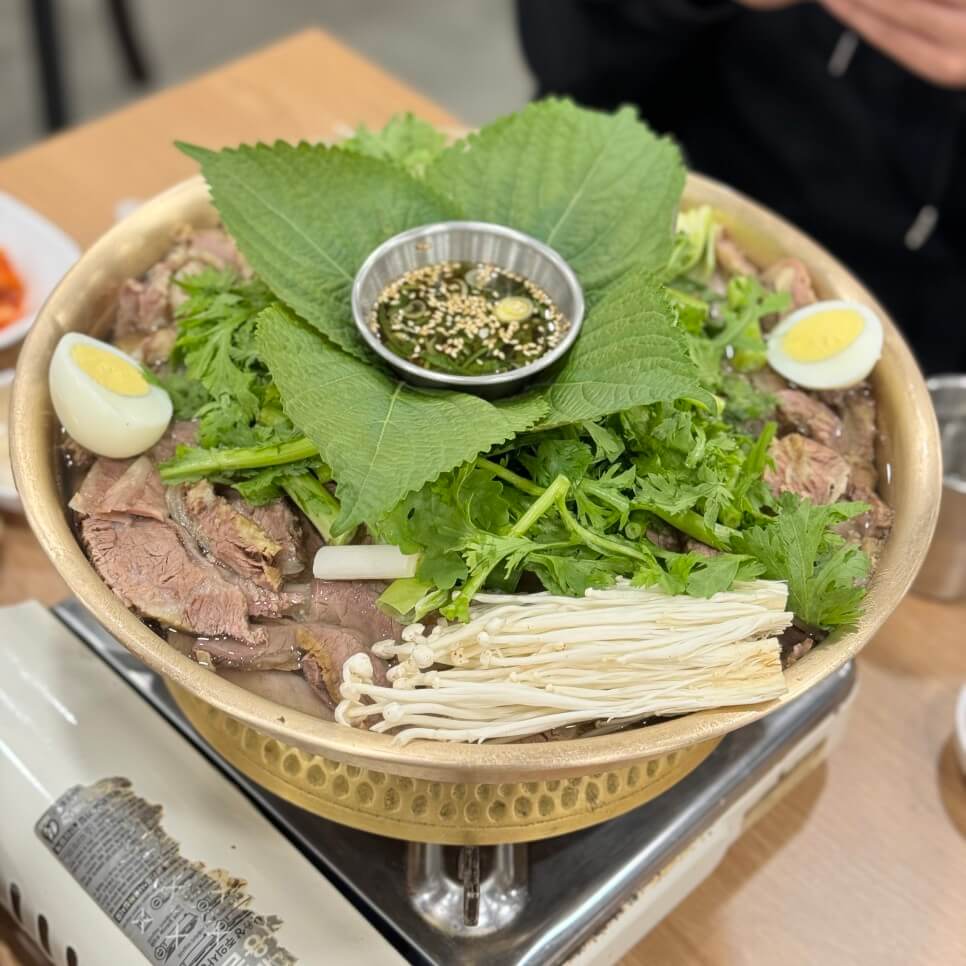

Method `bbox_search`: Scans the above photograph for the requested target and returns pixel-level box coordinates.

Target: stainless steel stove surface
[54,600,856,966]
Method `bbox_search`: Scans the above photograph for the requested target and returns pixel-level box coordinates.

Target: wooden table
[1,29,964,966]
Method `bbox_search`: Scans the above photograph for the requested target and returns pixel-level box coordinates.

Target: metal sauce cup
[351,221,584,399]
[913,375,966,599]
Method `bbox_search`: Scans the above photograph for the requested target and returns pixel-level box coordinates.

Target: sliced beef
[838,391,878,489]
[189,228,247,271]
[62,434,94,470]
[134,327,178,368]
[80,514,263,644]
[113,227,248,339]
[646,526,682,552]
[99,457,167,520]
[765,434,850,504]
[115,264,171,337]
[748,368,789,396]
[774,389,843,450]
[70,456,166,522]
[715,230,758,278]
[779,625,816,668]
[306,580,400,642]
[834,495,894,571]
[683,538,718,557]
[166,480,284,591]
[187,622,306,672]
[299,624,389,707]
[69,458,131,516]
[217,668,335,721]
[762,258,817,311]
[301,656,328,705]
[150,420,198,462]
[230,496,305,577]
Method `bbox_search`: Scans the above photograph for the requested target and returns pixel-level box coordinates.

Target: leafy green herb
[177,141,458,358]
[161,104,877,634]
[256,305,549,534]
[425,100,684,290]
[664,205,719,282]
[166,268,276,447]
[159,436,319,484]
[537,268,716,424]
[733,494,871,629]
[280,470,355,546]
[150,369,210,421]
[341,112,447,176]
[688,276,790,386]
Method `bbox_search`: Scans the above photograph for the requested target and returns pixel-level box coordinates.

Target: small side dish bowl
[0,192,80,350]
[351,221,584,397]
[0,369,19,514]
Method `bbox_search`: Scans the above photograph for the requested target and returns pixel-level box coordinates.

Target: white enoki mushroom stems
[335,580,792,743]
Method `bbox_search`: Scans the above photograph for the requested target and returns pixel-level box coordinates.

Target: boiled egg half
[766,300,883,390]
[49,333,172,458]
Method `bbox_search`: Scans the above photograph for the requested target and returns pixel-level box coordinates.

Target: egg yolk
[780,309,864,363]
[71,343,150,396]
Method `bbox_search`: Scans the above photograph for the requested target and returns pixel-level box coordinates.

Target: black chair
[26,0,152,132]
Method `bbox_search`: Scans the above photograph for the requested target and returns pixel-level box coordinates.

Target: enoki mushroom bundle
[335,580,793,743]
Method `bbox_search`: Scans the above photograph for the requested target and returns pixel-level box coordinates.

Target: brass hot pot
[11,174,941,844]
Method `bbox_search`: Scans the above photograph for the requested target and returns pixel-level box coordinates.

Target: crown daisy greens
[161,99,870,630]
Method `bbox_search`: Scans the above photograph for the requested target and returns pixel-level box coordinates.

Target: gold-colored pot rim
[10,173,942,783]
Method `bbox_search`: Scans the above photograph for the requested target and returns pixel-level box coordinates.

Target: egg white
[49,333,172,458]
[766,300,883,391]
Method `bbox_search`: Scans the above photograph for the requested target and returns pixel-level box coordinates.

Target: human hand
[820,0,966,87]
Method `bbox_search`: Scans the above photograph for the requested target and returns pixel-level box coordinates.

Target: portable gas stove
[0,600,855,966]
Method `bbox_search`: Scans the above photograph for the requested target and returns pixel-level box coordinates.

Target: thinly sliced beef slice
[115,263,171,338]
[230,495,305,577]
[715,231,757,277]
[71,456,167,521]
[150,420,198,463]
[774,389,843,449]
[113,228,248,339]
[765,434,850,504]
[62,434,94,470]
[99,457,167,520]
[171,623,304,672]
[69,458,130,517]
[167,480,284,591]
[779,625,815,668]
[683,538,718,557]
[300,624,389,707]
[748,368,789,396]
[762,258,817,311]
[218,668,335,721]
[837,391,880,493]
[307,580,400,642]
[80,515,263,644]
[133,327,178,368]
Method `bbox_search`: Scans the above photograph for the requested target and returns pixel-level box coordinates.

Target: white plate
[0,192,80,349]
[0,368,19,514]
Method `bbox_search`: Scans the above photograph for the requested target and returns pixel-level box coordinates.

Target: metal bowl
[912,374,966,600]
[351,220,584,398]
[10,174,941,809]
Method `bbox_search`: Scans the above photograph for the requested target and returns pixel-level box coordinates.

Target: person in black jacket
[517,0,966,374]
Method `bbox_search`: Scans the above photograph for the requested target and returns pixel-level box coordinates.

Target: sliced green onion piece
[494,296,534,322]
[401,299,427,319]
[465,267,491,290]
[313,544,420,580]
